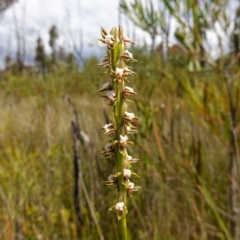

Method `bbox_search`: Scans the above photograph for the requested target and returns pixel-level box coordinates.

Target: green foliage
[120,0,160,35]
[0,47,238,239]
[1,0,240,238]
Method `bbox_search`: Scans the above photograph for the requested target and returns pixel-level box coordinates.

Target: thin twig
[80,174,104,240]
[71,121,84,231]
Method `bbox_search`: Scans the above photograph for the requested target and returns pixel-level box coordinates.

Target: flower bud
[110,26,118,41]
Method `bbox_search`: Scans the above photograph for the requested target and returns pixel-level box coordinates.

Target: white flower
[104,143,112,151]
[97,56,110,68]
[102,82,111,89]
[106,90,116,101]
[124,50,133,58]
[124,86,134,93]
[99,28,116,48]
[123,168,132,178]
[122,50,136,62]
[114,67,135,82]
[125,111,135,120]
[126,155,133,161]
[103,123,114,133]
[115,202,124,211]
[108,174,115,182]
[115,67,124,77]
[128,182,135,189]
[124,67,131,73]
[125,124,137,134]
[126,181,140,193]
[98,82,112,93]
[120,135,128,146]
[125,154,139,163]
[105,34,114,44]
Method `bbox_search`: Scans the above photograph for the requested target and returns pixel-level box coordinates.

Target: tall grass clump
[98,26,140,239]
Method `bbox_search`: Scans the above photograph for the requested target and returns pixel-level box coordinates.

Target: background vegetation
[0,0,240,239]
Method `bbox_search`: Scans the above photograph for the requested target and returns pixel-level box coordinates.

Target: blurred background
[0,0,240,239]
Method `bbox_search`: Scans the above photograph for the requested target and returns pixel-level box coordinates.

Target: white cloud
[0,0,122,63]
[0,0,169,66]
[2,0,233,66]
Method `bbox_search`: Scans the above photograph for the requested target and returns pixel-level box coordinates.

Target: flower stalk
[98,26,140,240]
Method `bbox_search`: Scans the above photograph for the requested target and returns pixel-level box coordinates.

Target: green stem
[116,148,128,240]
[114,84,128,240]
[120,212,128,240]
[111,43,128,240]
